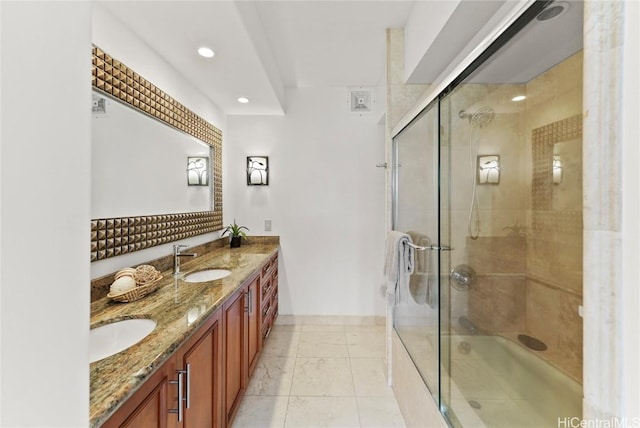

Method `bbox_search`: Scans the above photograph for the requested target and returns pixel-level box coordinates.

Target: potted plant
[221,220,249,248]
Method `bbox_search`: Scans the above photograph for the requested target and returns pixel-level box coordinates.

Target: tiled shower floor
[232,324,406,428]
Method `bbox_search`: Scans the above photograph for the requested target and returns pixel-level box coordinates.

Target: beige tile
[245,356,296,396]
[290,358,354,397]
[271,324,303,333]
[297,332,348,358]
[232,395,289,428]
[468,276,526,333]
[467,236,526,274]
[284,396,359,428]
[350,358,394,397]
[346,331,386,358]
[557,292,583,381]
[391,333,448,428]
[300,325,345,332]
[526,280,560,350]
[344,324,386,334]
[356,396,406,428]
[262,331,300,357]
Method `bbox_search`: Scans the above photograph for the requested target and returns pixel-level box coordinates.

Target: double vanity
[90,239,279,427]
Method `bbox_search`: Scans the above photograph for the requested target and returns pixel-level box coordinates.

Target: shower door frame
[388,1,557,425]
[391,100,445,412]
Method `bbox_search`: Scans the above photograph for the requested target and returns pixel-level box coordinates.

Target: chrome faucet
[173,244,197,275]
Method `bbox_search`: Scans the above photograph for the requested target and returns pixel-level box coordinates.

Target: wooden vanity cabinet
[169,310,223,428]
[260,254,279,341]
[247,274,261,375]
[100,253,277,428]
[102,362,170,428]
[223,273,260,426]
[222,286,246,426]
[103,311,222,428]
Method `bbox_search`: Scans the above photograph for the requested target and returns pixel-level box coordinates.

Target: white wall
[620,0,639,421]
[404,0,459,82]
[226,87,386,317]
[0,2,91,426]
[91,4,229,278]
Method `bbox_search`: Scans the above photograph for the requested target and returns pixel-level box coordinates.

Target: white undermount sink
[183,269,231,283]
[89,318,156,363]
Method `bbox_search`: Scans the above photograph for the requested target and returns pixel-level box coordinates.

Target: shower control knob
[450,264,476,291]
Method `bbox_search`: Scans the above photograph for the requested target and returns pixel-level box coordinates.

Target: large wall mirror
[91,45,222,262]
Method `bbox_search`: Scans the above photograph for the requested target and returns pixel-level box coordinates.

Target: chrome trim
[406,242,452,251]
[185,363,191,409]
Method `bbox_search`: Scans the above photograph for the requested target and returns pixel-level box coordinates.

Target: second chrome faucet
[173,244,197,275]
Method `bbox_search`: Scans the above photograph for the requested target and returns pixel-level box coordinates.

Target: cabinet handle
[244,291,249,313]
[185,363,191,409]
[169,370,186,421]
[247,289,253,314]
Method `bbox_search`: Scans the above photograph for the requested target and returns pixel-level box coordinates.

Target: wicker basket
[107,276,163,303]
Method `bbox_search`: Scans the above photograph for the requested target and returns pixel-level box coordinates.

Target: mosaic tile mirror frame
[91,45,223,261]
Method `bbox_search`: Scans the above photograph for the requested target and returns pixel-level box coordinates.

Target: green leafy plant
[221,219,249,238]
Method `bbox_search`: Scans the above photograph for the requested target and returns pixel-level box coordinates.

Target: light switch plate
[265,220,272,232]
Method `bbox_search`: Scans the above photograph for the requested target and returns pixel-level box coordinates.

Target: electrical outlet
[264,220,272,232]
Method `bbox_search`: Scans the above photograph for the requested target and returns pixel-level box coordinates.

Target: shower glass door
[392,2,584,426]
[438,4,584,425]
[392,103,447,407]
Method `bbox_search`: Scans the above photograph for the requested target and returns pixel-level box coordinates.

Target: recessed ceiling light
[512,95,526,102]
[237,97,250,104]
[197,47,215,58]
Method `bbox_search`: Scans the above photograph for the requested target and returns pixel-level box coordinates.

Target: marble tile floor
[232,324,406,428]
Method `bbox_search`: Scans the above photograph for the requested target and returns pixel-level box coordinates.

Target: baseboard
[275,315,385,326]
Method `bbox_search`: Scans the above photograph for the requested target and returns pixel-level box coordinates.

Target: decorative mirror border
[531,114,582,235]
[91,212,217,262]
[91,45,222,261]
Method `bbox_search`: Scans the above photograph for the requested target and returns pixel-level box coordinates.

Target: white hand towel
[383,230,415,386]
[407,231,432,306]
[384,231,415,303]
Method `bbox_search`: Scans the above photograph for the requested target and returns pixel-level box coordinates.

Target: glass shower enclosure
[392,2,584,426]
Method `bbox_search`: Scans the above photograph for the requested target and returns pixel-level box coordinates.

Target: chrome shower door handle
[432,245,452,251]
[406,242,453,251]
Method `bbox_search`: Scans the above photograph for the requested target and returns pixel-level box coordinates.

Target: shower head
[459,106,495,128]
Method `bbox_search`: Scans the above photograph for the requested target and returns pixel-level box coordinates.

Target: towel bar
[406,242,452,251]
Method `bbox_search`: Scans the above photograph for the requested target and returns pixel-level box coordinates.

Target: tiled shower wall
[525,52,583,382]
[467,51,583,382]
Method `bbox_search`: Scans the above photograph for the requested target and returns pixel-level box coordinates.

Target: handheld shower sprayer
[461,106,495,239]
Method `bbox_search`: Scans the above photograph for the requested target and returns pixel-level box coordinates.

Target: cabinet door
[181,313,222,428]
[247,276,261,376]
[103,364,169,428]
[223,288,247,425]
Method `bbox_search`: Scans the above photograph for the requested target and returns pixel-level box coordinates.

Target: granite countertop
[89,241,279,427]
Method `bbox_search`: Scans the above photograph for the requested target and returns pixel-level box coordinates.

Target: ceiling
[97,0,415,115]
[97,1,583,116]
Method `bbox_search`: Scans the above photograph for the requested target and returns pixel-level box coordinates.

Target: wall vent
[348,87,374,114]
